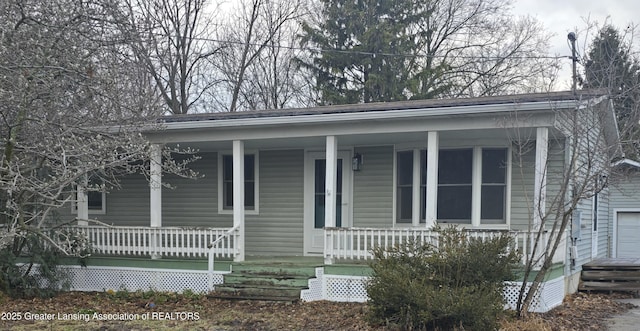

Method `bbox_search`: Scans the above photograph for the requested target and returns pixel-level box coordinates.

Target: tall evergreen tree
[299,0,554,105]
[299,0,434,105]
[583,25,640,157]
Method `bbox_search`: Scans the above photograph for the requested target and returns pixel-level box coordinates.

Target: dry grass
[0,291,635,330]
[500,314,552,331]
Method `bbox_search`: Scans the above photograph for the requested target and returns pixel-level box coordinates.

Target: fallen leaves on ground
[0,291,635,330]
[541,292,636,331]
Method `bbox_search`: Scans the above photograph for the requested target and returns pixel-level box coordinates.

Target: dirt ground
[0,291,635,330]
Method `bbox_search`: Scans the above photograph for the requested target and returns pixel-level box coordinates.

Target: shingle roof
[161,89,609,123]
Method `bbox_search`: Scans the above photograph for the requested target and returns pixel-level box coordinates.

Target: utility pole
[568,32,578,94]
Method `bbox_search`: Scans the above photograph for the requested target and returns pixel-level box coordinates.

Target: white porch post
[425,131,439,228]
[150,143,163,259]
[533,127,549,231]
[233,140,245,262]
[412,149,421,226]
[325,136,338,264]
[325,136,338,228]
[76,175,88,226]
[150,143,163,228]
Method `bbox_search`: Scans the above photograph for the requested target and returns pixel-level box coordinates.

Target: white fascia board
[160,100,581,131]
[613,159,640,168]
[147,111,556,144]
[577,95,608,110]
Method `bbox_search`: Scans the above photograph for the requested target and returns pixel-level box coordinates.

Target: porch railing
[64,225,238,259]
[324,227,568,265]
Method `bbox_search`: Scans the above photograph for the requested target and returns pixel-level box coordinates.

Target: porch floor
[584,258,640,268]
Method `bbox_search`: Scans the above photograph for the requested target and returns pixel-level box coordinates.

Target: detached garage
[610,159,640,258]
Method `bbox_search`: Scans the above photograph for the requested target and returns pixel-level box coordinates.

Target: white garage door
[617,212,640,258]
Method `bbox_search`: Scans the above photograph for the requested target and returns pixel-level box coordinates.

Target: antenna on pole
[568,32,578,94]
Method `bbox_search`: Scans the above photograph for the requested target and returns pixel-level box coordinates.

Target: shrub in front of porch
[366,227,520,330]
[0,230,89,298]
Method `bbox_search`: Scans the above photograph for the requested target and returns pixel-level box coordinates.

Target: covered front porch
[65,95,571,268]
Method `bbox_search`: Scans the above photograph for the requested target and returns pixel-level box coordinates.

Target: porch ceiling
[167,127,558,152]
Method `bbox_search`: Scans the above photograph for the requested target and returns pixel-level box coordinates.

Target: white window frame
[393,147,427,225]
[71,186,106,215]
[217,151,260,215]
[438,146,510,227]
[394,145,510,228]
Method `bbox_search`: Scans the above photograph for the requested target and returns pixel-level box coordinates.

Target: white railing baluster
[137,228,142,255]
[320,227,540,264]
[143,227,149,256]
[99,228,105,254]
[65,225,555,268]
[349,228,353,259]
[183,228,188,257]
[363,229,369,259]
[126,227,131,255]
[60,225,238,261]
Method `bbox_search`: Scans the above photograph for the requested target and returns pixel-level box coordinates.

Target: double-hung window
[220,153,258,213]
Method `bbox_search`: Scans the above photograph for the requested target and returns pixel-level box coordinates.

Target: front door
[305,151,351,255]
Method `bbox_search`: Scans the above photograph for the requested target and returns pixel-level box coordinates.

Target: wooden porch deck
[580,258,640,292]
[584,258,640,268]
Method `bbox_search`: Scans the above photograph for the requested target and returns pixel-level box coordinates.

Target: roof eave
[156,99,583,132]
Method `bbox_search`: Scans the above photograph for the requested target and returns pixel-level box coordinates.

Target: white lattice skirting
[503,276,565,313]
[44,265,225,293]
[301,267,565,313]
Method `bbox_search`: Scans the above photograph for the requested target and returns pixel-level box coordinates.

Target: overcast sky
[512,0,639,90]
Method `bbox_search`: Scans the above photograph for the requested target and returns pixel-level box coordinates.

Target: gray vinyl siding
[597,186,609,257]
[509,139,565,231]
[546,139,566,217]
[162,152,227,227]
[245,149,304,256]
[353,146,393,227]
[510,143,535,230]
[54,173,151,226]
[100,174,150,226]
[574,198,593,266]
[609,172,640,210]
[93,174,151,226]
[56,152,223,227]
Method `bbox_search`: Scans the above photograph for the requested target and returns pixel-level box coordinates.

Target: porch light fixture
[352,153,363,171]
